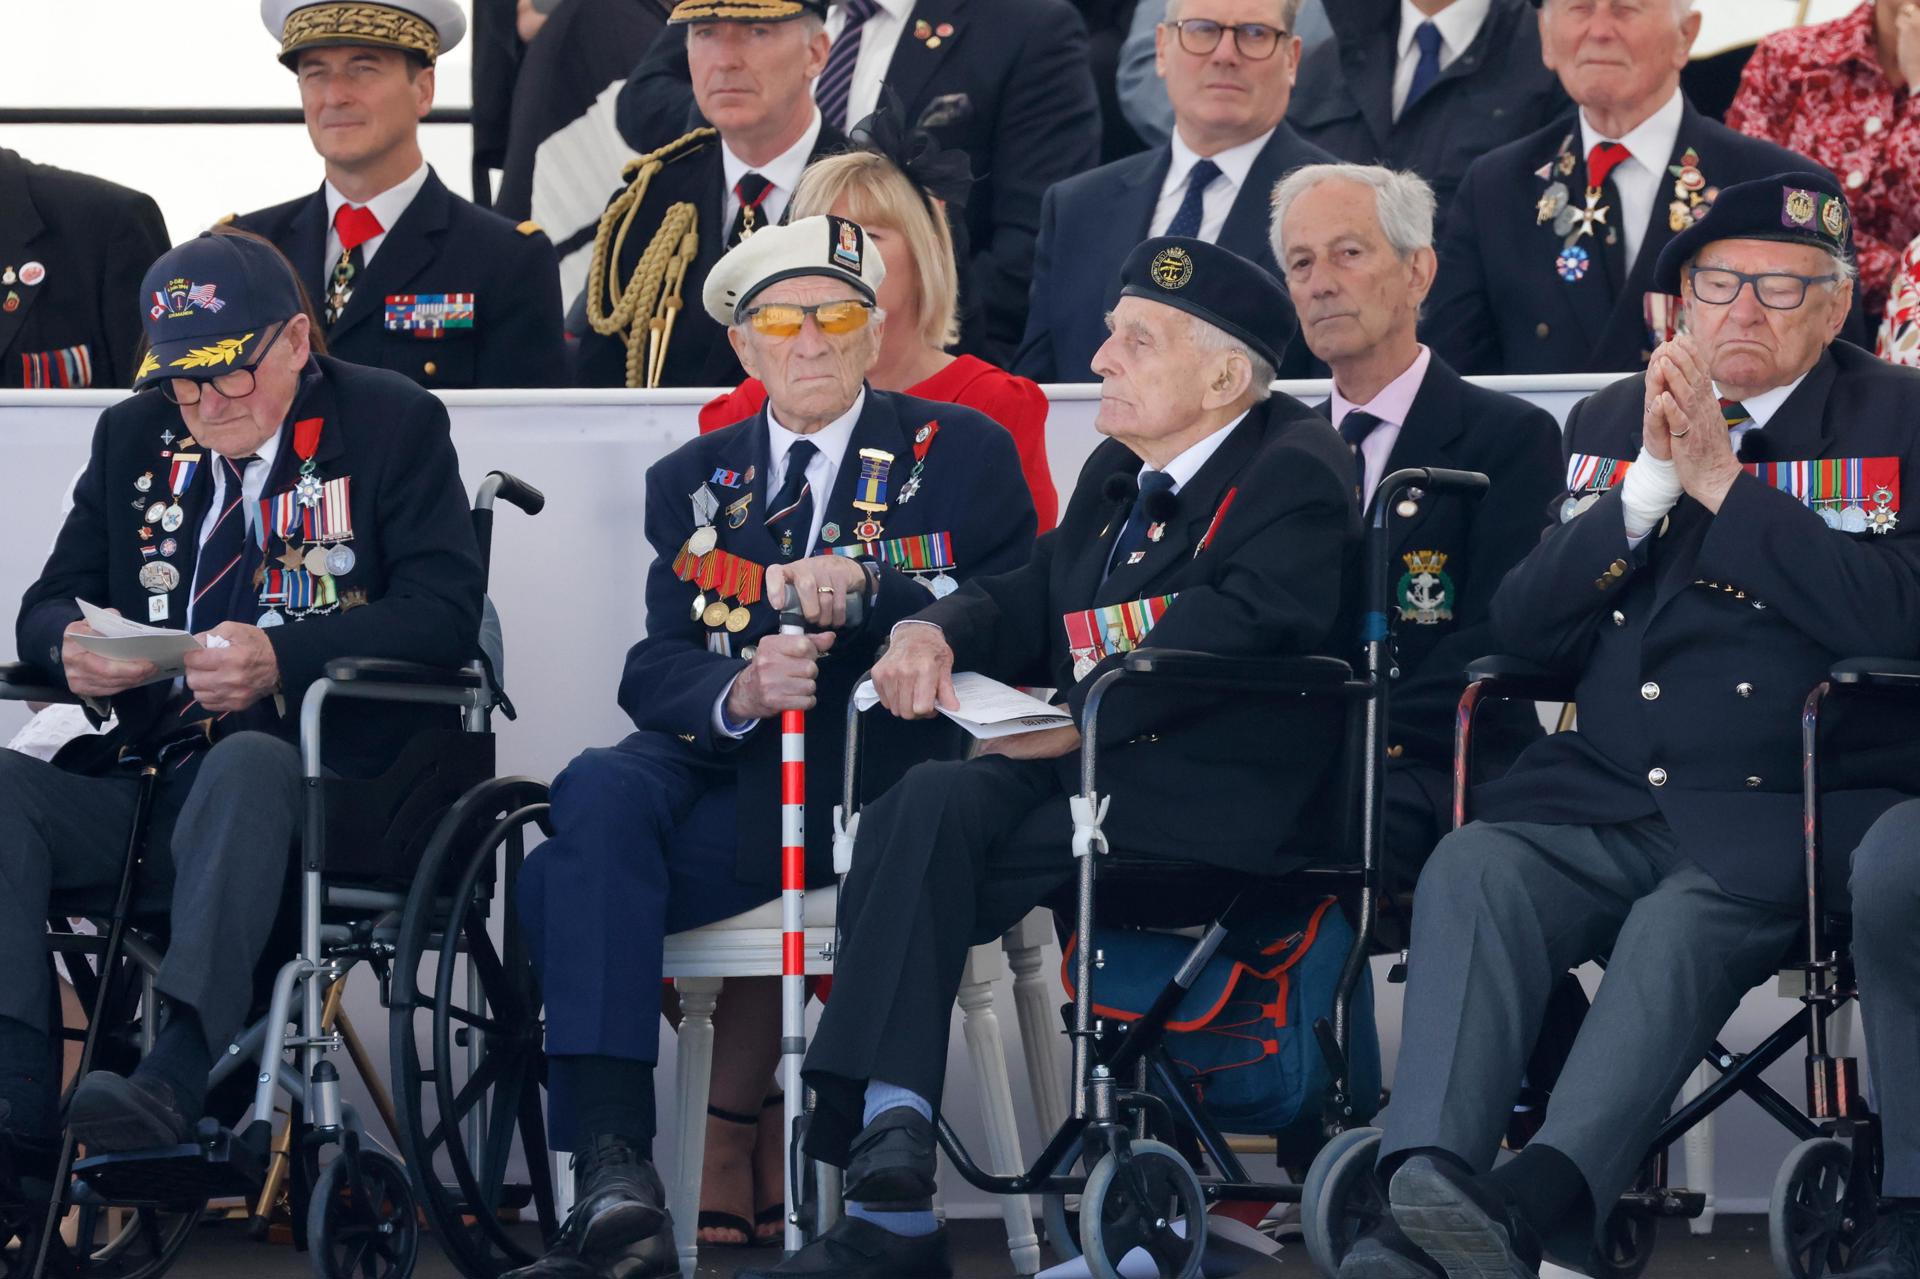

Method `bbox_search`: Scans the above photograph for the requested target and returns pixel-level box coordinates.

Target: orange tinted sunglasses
[745,299,874,338]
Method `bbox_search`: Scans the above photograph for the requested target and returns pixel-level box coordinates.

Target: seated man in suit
[1116,0,1332,145]
[1017,0,1331,383]
[1271,161,1560,910]
[612,0,1102,362]
[753,237,1356,1279]
[1422,0,1826,377]
[512,216,1035,1278]
[235,0,566,389]
[0,231,482,1170]
[574,0,846,389]
[1288,0,1568,215]
[1336,172,1920,1278]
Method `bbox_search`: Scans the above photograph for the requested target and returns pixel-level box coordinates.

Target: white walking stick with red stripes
[778,598,809,1255]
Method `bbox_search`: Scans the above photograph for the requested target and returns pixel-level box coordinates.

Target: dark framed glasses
[1163,17,1288,59]
[156,322,288,405]
[1686,267,1841,311]
[743,299,875,338]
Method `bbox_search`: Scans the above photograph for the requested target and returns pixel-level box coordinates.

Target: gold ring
[818,585,836,595]
[1670,428,1691,438]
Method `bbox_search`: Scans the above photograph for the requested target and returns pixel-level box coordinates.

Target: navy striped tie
[816,0,881,129]
[765,439,819,561]
[189,453,263,634]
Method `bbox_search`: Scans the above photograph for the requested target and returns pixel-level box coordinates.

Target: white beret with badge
[702,215,887,326]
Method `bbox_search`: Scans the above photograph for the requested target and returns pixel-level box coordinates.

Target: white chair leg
[1681,1061,1716,1235]
[554,1153,576,1220]
[960,943,1042,1275]
[671,976,723,1279]
[1004,910,1067,1141]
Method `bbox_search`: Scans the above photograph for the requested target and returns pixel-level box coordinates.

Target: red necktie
[333,203,384,252]
[1587,142,1632,190]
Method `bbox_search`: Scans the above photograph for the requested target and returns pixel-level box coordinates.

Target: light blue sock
[846,1200,939,1237]
[862,1079,932,1126]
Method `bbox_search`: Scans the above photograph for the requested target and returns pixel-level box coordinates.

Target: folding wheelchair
[1301,651,1920,1279]
[0,470,560,1279]
[803,466,1491,1279]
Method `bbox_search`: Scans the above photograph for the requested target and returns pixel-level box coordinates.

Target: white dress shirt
[1149,128,1275,242]
[1578,89,1684,275]
[1329,345,1433,499]
[1391,0,1491,119]
[821,0,913,128]
[721,108,825,233]
[1148,409,1246,495]
[323,162,431,267]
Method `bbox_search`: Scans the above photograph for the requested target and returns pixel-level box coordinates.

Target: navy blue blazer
[1013,122,1331,383]
[1422,98,1833,376]
[232,168,568,389]
[1478,342,1920,906]
[619,388,1037,888]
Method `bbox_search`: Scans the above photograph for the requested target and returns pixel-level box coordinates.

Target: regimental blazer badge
[1398,550,1455,625]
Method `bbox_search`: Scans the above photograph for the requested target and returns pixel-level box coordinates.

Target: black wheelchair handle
[777,582,868,633]
[477,471,546,517]
[1831,657,1920,688]
[1416,467,1493,497]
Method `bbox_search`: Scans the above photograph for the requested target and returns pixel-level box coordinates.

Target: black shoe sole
[66,1076,191,1154]
[1389,1159,1537,1279]
[1339,1238,1448,1279]
[576,1199,669,1262]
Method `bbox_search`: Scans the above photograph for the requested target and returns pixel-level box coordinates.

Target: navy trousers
[518,730,776,1147]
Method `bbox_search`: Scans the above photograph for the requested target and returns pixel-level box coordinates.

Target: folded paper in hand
[854,671,1072,739]
[69,599,209,681]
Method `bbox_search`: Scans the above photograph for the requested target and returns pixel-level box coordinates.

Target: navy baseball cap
[1653,170,1856,294]
[135,232,303,392]
[1118,236,1296,372]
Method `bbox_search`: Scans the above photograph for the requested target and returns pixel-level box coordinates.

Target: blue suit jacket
[1014,122,1331,383]
[619,388,1037,887]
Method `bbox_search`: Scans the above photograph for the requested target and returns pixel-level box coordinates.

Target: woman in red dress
[1725,1,1920,321]
[697,134,1059,529]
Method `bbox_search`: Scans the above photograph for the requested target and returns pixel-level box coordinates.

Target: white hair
[1187,314,1275,403]
[1541,0,1694,20]
[1268,163,1437,265]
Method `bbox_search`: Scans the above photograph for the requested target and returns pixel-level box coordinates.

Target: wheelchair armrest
[1830,658,1920,691]
[1463,656,1576,704]
[321,658,483,689]
[1119,649,1356,696]
[0,662,76,705]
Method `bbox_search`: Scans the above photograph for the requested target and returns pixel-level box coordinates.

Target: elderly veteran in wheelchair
[0,231,482,1180]
[510,215,1035,1279]
[1331,170,1920,1279]
[735,236,1360,1279]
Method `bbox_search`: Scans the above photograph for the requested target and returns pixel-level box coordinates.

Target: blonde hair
[790,150,961,349]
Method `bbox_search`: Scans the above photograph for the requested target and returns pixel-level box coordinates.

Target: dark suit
[0,149,170,389]
[1014,124,1332,382]
[232,168,567,389]
[1423,99,1828,375]
[614,0,1103,362]
[5,355,483,1058]
[1289,0,1567,215]
[1329,356,1561,898]
[799,393,1358,1164]
[571,123,846,390]
[517,389,1035,1113]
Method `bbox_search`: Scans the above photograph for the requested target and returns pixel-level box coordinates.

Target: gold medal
[725,606,751,633]
[303,545,332,577]
[703,600,732,628]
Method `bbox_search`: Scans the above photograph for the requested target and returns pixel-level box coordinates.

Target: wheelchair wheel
[392,778,557,1279]
[1587,1157,1659,1279]
[1,1198,199,1279]
[1302,1126,1384,1277]
[1078,1139,1207,1279]
[1770,1138,1858,1279]
[307,1147,418,1279]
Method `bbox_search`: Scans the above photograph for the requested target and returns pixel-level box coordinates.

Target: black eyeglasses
[1162,17,1289,59]
[156,322,288,405]
[1686,267,1841,311]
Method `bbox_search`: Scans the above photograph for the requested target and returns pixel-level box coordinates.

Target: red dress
[697,354,1060,531]
[1725,2,1920,320]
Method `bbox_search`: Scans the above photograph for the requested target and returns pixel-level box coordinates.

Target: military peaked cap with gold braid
[261,0,467,67]
[667,0,826,23]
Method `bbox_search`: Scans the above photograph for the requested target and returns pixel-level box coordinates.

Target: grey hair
[1165,0,1303,30]
[1540,0,1694,19]
[1268,163,1437,266]
[1187,314,1275,403]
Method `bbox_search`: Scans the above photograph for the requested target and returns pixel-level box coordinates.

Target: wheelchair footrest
[74,1119,266,1207]
[1618,1187,1706,1218]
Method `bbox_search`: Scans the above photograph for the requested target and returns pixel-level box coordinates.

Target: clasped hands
[1642,335,1744,514]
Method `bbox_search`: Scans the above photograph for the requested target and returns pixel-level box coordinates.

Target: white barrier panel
[0,376,1807,1218]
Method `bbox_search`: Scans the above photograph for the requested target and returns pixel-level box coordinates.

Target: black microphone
[1141,484,1180,523]
[1103,472,1135,503]
[1737,428,1773,463]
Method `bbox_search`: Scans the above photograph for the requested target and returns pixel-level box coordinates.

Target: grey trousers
[1377,816,1799,1255]
[1851,800,1920,1197]
[0,731,302,1058]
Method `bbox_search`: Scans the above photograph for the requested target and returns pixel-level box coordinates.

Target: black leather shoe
[1839,1206,1920,1277]
[733,1216,952,1278]
[1389,1155,1544,1279]
[843,1106,938,1204]
[1339,1215,1448,1278]
[501,1229,677,1279]
[66,1072,194,1153]
[502,1138,674,1279]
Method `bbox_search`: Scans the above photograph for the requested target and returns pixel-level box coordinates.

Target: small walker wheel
[1303,1127,1384,1276]
[307,1148,420,1279]
[1078,1139,1206,1279]
[1770,1138,1858,1279]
